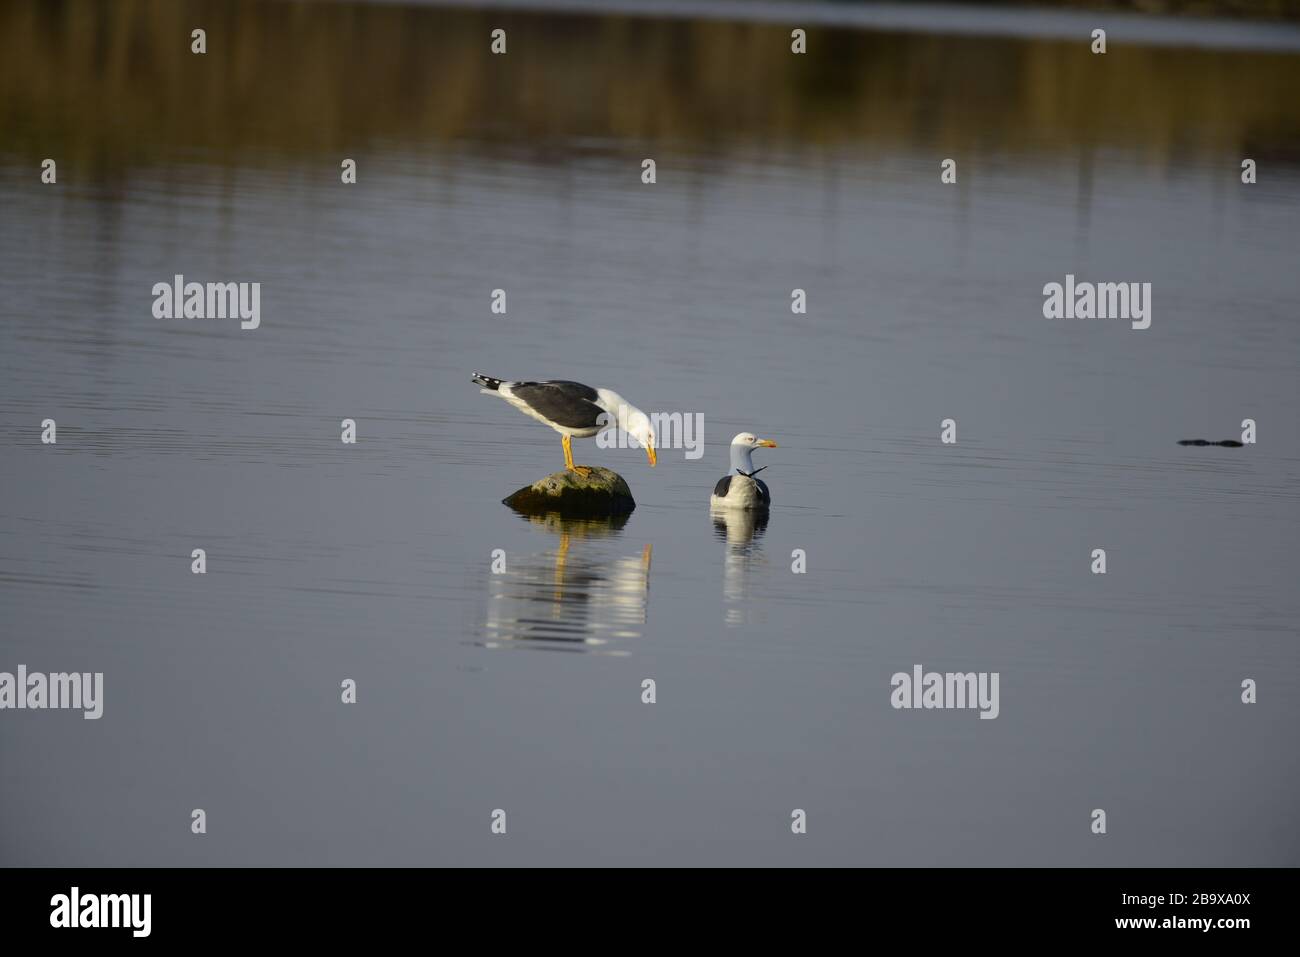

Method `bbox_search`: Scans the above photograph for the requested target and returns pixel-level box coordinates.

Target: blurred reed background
[2,0,1298,176]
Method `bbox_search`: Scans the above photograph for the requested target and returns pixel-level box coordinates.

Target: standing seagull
[472,373,657,475]
[710,432,778,509]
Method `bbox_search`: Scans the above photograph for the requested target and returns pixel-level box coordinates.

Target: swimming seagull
[472,373,657,475]
[710,432,777,510]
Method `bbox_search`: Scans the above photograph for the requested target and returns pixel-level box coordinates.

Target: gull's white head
[729,431,777,475]
[731,432,778,450]
[595,389,657,467]
[625,409,658,467]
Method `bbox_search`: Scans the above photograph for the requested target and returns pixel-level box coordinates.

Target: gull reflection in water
[710,505,769,628]
[481,512,652,654]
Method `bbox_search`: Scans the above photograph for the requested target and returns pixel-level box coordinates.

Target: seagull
[710,432,777,510]
[472,373,657,475]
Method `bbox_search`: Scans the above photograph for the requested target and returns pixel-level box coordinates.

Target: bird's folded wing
[508,381,605,429]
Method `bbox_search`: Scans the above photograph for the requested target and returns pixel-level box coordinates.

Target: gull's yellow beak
[757,438,778,448]
[647,445,657,467]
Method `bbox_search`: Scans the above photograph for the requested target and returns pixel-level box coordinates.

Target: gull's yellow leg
[562,434,591,477]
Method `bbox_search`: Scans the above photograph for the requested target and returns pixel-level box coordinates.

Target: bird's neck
[597,390,640,431]
[730,444,756,475]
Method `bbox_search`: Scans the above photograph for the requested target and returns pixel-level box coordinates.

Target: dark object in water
[1178,439,1244,447]
[503,466,636,517]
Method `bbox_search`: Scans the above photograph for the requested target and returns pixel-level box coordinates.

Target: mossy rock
[503,467,636,517]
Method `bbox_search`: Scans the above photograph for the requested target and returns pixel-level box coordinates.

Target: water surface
[1,0,1298,866]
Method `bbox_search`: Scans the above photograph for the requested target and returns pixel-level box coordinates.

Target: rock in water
[503,467,636,517]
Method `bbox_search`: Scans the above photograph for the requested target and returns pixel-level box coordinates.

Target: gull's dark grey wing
[712,475,733,498]
[754,478,770,506]
[509,381,604,429]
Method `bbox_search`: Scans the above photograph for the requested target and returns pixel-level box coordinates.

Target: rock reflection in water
[481,513,652,653]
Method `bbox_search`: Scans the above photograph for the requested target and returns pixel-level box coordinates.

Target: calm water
[2,0,1299,866]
